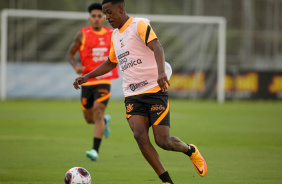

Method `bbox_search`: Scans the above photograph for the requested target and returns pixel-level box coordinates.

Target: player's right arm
[67,31,86,74]
[73,59,117,90]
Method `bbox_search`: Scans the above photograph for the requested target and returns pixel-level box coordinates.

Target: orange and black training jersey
[79,26,119,86]
[109,17,161,96]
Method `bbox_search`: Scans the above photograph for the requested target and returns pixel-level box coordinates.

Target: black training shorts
[124,91,170,127]
[81,84,111,110]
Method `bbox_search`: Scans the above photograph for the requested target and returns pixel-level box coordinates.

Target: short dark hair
[102,0,124,5]
[88,3,102,13]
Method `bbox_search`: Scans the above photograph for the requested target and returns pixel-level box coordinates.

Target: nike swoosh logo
[193,163,203,174]
[157,111,163,115]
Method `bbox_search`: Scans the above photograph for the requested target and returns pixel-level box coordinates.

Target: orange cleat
[189,144,207,177]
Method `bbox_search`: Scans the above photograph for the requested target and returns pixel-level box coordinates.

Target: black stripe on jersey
[145,25,151,46]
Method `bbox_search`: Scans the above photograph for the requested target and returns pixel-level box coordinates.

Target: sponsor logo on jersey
[92,48,108,62]
[121,58,143,72]
[128,80,148,92]
[118,51,130,60]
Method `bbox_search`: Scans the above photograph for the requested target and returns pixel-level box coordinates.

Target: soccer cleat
[163,183,172,184]
[189,144,207,177]
[86,149,98,161]
[103,115,111,138]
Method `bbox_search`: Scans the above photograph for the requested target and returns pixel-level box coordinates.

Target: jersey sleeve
[137,20,158,45]
[109,34,118,63]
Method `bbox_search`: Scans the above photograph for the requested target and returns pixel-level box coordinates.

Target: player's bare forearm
[148,39,170,92]
[67,55,77,67]
[73,59,117,90]
[86,59,117,79]
[68,55,85,74]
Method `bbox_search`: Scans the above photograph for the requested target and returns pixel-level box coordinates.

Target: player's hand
[74,65,86,74]
[157,72,170,92]
[73,76,88,90]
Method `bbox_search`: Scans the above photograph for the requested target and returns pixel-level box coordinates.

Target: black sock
[93,138,102,153]
[184,144,195,157]
[159,171,174,184]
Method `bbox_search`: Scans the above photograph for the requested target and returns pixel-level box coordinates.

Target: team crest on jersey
[126,104,133,112]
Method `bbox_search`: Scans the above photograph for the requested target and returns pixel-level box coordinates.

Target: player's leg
[145,91,187,152]
[81,86,95,124]
[94,84,111,139]
[146,91,207,177]
[128,115,167,175]
[82,108,94,124]
[93,101,106,138]
[128,115,174,183]
[150,94,207,177]
[152,125,188,152]
[85,101,107,161]
[153,126,207,177]
[81,86,98,160]
[85,84,111,161]
[125,96,174,184]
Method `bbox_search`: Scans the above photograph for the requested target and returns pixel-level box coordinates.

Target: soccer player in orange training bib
[67,3,119,161]
[73,0,207,183]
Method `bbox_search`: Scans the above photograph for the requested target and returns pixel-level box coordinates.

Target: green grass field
[0,99,282,184]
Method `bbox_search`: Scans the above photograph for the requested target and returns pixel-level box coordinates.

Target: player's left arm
[137,21,170,92]
[147,39,170,92]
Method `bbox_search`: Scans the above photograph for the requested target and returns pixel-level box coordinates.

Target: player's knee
[133,131,147,147]
[83,113,94,124]
[84,115,94,124]
[155,137,171,151]
[93,106,103,118]
[133,130,142,142]
[83,108,94,124]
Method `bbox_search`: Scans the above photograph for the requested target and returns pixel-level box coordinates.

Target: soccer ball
[64,167,91,184]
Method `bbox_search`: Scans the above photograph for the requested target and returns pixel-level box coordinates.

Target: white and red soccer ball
[64,167,91,184]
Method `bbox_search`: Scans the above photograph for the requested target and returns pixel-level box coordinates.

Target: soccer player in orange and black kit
[73,0,207,183]
[67,3,119,161]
